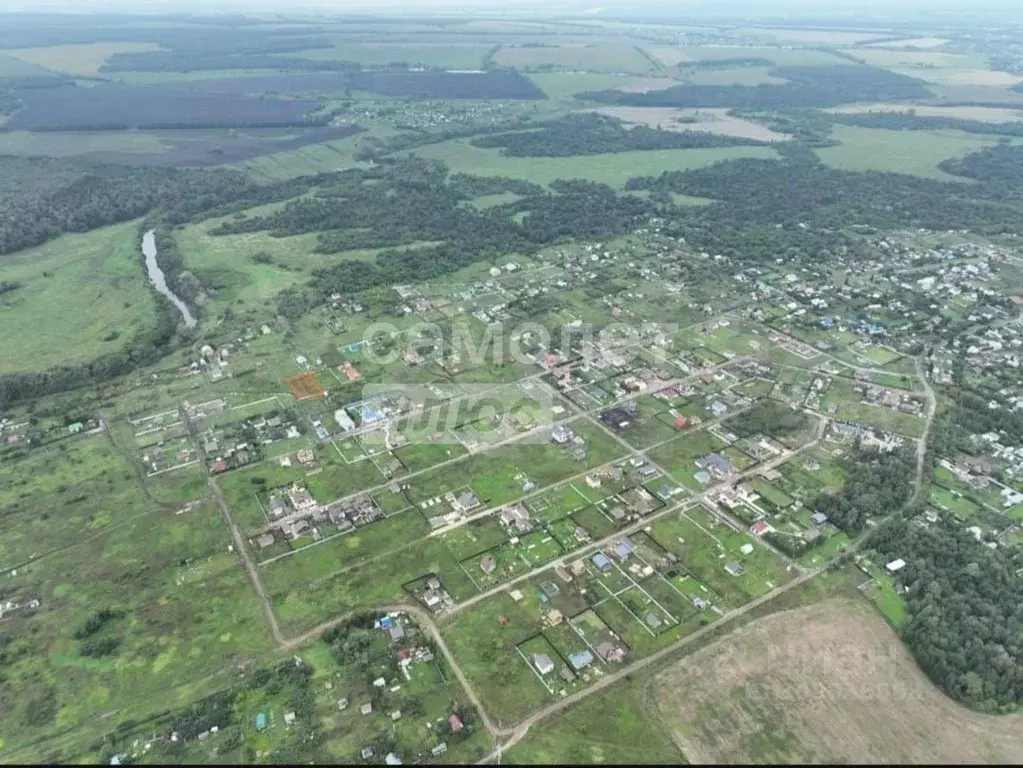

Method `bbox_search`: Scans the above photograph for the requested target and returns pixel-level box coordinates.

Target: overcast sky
[1,0,1018,21]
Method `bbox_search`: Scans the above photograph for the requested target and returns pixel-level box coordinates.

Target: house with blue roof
[592,553,612,573]
[568,650,594,670]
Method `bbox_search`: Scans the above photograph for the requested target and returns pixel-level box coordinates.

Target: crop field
[840,48,987,71]
[903,68,1023,88]
[815,125,1005,180]
[595,106,789,141]
[6,84,323,131]
[0,51,63,77]
[6,42,162,75]
[295,41,492,70]
[410,139,779,188]
[646,45,847,67]
[737,27,888,45]
[0,220,159,372]
[827,103,1023,122]
[351,69,544,99]
[651,599,1023,763]
[493,43,657,74]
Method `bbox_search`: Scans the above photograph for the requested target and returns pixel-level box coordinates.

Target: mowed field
[0,220,159,372]
[4,42,161,75]
[493,43,657,74]
[596,106,790,141]
[815,125,1009,180]
[828,103,1023,122]
[409,139,779,188]
[646,45,846,67]
[653,599,1023,764]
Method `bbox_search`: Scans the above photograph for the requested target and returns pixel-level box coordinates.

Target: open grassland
[233,128,395,182]
[815,125,1007,180]
[596,106,789,141]
[503,675,684,764]
[5,42,162,75]
[493,43,657,74]
[646,45,846,67]
[651,599,1023,764]
[528,72,677,99]
[899,67,1023,88]
[0,51,61,77]
[175,213,369,323]
[828,103,1023,122]
[408,139,778,188]
[0,220,159,372]
[0,129,171,158]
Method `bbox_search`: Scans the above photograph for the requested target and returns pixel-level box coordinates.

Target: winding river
[142,229,197,329]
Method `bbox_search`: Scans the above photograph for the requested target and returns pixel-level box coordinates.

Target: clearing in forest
[596,106,790,142]
[651,599,1023,764]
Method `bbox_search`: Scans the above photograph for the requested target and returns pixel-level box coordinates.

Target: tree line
[870,516,1022,712]
[580,65,933,110]
[470,112,764,156]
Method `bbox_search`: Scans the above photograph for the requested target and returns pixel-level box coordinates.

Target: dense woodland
[470,112,763,156]
[581,65,934,109]
[871,517,1023,712]
[627,150,1023,237]
[811,443,917,532]
[831,110,1023,137]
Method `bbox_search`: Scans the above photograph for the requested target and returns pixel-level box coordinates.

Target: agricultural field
[827,103,1023,122]
[0,220,159,372]
[5,42,162,75]
[645,45,847,67]
[5,84,323,131]
[595,106,790,141]
[651,599,1023,763]
[492,43,657,75]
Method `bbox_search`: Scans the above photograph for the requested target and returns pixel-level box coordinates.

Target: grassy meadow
[0,220,159,372]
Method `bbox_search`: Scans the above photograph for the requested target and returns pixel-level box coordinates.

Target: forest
[580,65,933,109]
[470,112,763,156]
[870,517,1023,712]
[811,443,917,532]
[830,110,1023,138]
[940,143,1023,189]
[627,149,1023,237]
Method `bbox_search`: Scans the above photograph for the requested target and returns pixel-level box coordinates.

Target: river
[142,229,197,329]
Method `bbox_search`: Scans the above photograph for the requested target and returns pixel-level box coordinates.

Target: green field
[493,43,657,74]
[5,42,161,75]
[409,139,778,188]
[647,45,846,67]
[232,127,400,182]
[0,220,160,372]
[0,129,171,158]
[291,41,492,70]
[527,72,671,99]
[816,125,1008,180]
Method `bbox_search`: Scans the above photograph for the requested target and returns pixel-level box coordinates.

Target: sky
[1,0,1019,22]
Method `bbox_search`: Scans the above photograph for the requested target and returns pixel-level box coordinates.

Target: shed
[385,753,403,766]
[885,558,906,573]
